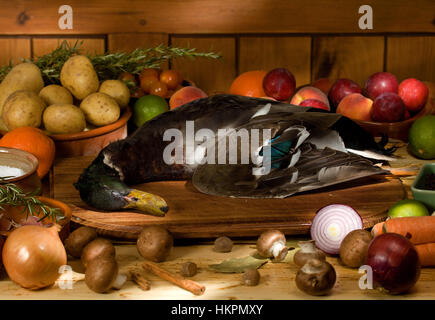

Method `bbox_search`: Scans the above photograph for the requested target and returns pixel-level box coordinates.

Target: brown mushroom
[64,227,97,258]
[81,238,116,268]
[293,240,326,267]
[339,229,373,268]
[256,230,289,261]
[213,236,233,253]
[242,269,260,286]
[295,259,336,296]
[85,257,127,293]
[181,262,198,277]
[137,226,173,262]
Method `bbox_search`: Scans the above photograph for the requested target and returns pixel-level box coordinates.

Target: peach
[169,86,208,109]
[290,86,330,109]
[336,93,373,121]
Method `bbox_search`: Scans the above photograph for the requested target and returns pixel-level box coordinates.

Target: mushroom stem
[270,241,288,261]
[298,240,318,253]
[112,273,128,290]
[300,259,325,274]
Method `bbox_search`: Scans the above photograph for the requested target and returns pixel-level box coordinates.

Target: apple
[328,78,362,110]
[298,99,330,111]
[370,92,406,122]
[290,86,330,109]
[364,72,399,100]
[263,68,296,101]
[398,78,428,113]
[336,93,373,121]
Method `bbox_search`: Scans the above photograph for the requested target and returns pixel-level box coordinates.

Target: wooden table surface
[1,144,434,300]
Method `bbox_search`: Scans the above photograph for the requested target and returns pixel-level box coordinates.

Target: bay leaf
[209,255,268,273]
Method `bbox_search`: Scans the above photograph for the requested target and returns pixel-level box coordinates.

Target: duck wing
[192,111,385,198]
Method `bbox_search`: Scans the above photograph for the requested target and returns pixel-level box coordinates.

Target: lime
[388,199,429,219]
[408,115,435,160]
[133,95,169,127]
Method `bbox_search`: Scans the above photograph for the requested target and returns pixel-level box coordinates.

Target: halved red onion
[310,204,363,255]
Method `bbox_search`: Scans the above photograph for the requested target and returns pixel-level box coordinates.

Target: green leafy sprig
[0,178,62,222]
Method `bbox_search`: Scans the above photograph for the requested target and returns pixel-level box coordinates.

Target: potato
[80,92,120,126]
[39,85,73,106]
[2,90,46,130]
[60,55,99,100]
[43,104,86,134]
[98,80,130,109]
[0,63,44,130]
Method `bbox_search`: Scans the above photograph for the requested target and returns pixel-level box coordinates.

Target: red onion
[310,204,363,254]
[366,233,420,294]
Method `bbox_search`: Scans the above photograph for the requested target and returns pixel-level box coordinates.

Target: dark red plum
[263,68,296,101]
[370,92,406,122]
[365,72,399,100]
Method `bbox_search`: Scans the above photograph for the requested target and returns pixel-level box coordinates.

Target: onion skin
[366,233,421,294]
[2,225,67,290]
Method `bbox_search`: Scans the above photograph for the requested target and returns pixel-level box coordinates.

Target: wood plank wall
[0,0,433,94]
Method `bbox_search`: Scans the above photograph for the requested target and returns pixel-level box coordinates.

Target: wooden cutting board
[53,156,406,240]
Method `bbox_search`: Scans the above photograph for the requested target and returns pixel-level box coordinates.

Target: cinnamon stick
[130,270,151,291]
[142,261,205,296]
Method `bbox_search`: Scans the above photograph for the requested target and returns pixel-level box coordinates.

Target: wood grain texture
[53,157,406,240]
[0,243,434,300]
[32,38,105,58]
[0,0,433,34]
[0,37,31,66]
[171,37,235,94]
[312,36,385,86]
[387,36,435,82]
[239,36,311,86]
[108,33,169,52]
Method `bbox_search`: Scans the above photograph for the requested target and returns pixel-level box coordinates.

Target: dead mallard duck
[74,94,395,216]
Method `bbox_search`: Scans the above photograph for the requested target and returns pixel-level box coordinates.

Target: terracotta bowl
[354,100,434,142]
[0,146,41,195]
[0,196,72,241]
[49,107,132,157]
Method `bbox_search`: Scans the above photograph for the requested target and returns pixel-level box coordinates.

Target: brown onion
[2,225,67,290]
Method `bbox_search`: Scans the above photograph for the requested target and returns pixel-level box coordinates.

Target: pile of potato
[0,55,130,134]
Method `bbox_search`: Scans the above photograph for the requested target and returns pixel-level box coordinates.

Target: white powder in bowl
[0,165,25,179]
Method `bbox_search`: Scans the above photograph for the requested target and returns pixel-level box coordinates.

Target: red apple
[364,72,399,100]
[328,78,362,110]
[398,78,428,113]
[290,86,330,109]
[298,99,330,111]
[263,68,296,101]
[370,92,406,122]
[337,93,373,121]
[404,109,411,120]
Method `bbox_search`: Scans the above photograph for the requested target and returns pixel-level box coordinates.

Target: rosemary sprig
[0,179,62,222]
[0,40,221,84]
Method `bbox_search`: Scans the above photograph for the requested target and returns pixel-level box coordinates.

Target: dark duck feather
[75,94,394,215]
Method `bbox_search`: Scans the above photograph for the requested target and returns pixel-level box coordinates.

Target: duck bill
[123,189,169,217]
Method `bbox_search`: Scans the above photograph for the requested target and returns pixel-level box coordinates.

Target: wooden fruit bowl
[49,107,132,157]
[354,100,434,142]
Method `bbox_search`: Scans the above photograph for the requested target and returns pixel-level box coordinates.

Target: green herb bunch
[0,40,221,84]
[0,179,62,222]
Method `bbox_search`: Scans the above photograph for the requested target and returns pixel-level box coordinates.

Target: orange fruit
[229,70,267,97]
[0,127,55,178]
